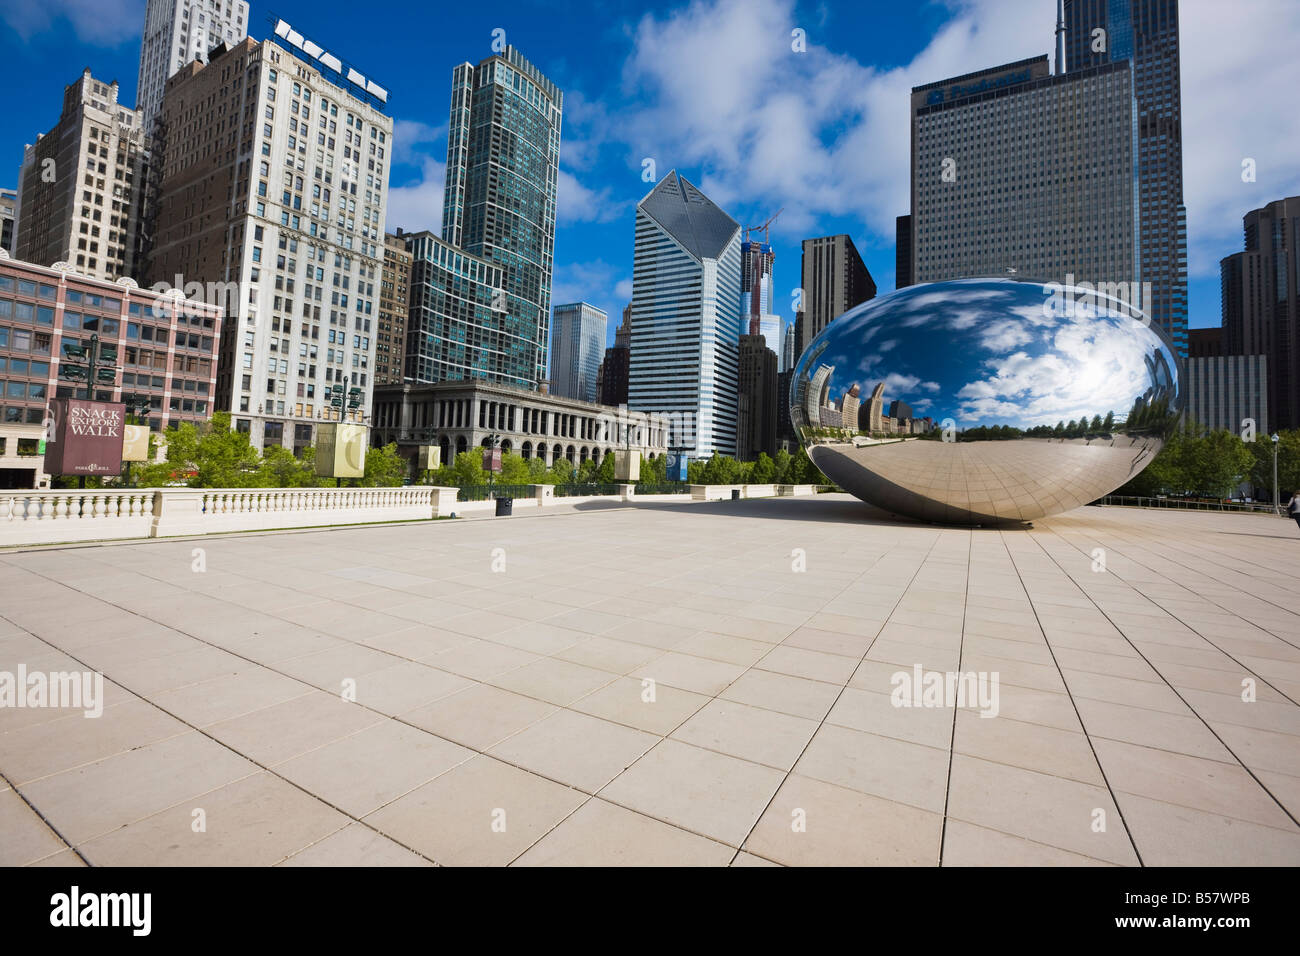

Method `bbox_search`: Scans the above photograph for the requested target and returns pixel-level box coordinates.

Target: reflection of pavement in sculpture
[811,436,1163,524]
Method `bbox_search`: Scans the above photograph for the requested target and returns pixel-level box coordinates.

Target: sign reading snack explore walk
[42,399,126,477]
[315,422,367,478]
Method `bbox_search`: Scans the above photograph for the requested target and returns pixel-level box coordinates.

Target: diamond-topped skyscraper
[1064,0,1188,357]
[442,46,562,390]
[630,171,742,458]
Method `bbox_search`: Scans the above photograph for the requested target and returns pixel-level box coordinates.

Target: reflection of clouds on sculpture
[955,305,1155,427]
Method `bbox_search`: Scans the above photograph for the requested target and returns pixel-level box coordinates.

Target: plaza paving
[1,494,1299,866]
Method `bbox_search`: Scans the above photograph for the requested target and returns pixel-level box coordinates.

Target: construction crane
[744,207,783,245]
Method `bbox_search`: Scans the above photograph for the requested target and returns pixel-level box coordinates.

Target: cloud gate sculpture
[790,277,1183,524]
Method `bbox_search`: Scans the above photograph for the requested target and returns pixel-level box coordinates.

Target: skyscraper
[741,237,781,345]
[14,70,148,282]
[401,230,505,386]
[0,189,16,254]
[376,232,412,386]
[798,235,875,357]
[550,302,607,403]
[1064,0,1187,357]
[736,333,778,461]
[599,304,632,406]
[148,26,392,451]
[442,46,562,390]
[895,214,913,289]
[630,171,742,458]
[1221,195,1300,429]
[780,320,795,373]
[137,0,250,133]
[908,56,1139,306]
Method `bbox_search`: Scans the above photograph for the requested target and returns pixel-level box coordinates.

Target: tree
[750,452,776,484]
[498,451,531,485]
[549,457,575,483]
[526,455,551,484]
[136,413,263,487]
[1182,429,1253,499]
[773,447,793,483]
[576,458,599,483]
[361,443,408,487]
[258,445,319,487]
[597,451,616,482]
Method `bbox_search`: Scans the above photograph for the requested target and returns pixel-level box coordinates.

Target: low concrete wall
[0,485,462,546]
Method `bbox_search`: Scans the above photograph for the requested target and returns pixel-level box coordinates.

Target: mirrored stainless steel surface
[791,277,1182,524]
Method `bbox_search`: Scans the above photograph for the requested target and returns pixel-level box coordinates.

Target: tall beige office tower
[148,22,392,452]
[798,234,875,357]
[137,0,250,133]
[14,70,148,282]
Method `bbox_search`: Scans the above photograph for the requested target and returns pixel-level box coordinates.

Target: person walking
[1288,491,1300,532]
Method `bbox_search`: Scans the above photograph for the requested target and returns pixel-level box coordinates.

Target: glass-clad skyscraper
[629,171,742,457]
[401,230,507,386]
[1064,0,1188,357]
[442,46,562,389]
[550,302,607,403]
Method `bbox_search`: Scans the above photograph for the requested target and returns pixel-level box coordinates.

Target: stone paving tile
[512,798,734,866]
[278,823,433,867]
[3,497,1300,865]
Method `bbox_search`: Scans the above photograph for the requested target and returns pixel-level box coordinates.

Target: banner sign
[315,423,367,478]
[42,399,125,477]
[417,445,441,471]
[483,447,502,473]
[121,424,151,462]
[615,449,641,482]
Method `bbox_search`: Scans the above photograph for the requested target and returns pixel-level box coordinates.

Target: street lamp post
[121,394,151,488]
[1272,433,1281,515]
[328,384,364,487]
[484,433,501,498]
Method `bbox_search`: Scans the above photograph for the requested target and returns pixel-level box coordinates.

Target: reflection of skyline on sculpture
[794,279,1179,434]
[790,278,1183,524]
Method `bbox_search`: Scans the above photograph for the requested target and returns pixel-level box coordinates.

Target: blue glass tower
[443,46,562,388]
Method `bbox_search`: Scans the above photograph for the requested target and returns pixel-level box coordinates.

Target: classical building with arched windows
[370,380,669,471]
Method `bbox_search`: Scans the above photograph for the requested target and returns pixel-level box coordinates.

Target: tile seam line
[7,570,778,864]
[1057,521,1300,648]
[720,528,948,866]
[937,527,974,865]
[0,589,485,867]
[0,765,91,868]
[1036,524,1300,831]
[1047,527,1300,699]
[1001,527,1145,866]
[501,535,941,868]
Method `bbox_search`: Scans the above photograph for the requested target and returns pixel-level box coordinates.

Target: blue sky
[3,0,1298,353]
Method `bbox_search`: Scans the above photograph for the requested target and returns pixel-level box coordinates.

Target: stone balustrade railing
[0,482,820,547]
[0,486,460,547]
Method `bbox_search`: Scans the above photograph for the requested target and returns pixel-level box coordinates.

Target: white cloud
[391,120,445,167]
[385,158,445,236]
[2,0,143,46]
[557,168,631,224]
[1180,1,1300,277]
[615,0,1297,287]
[619,0,1047,238]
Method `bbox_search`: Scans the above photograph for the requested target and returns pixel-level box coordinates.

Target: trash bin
[495,496,513,516]
[731,489,741,500]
